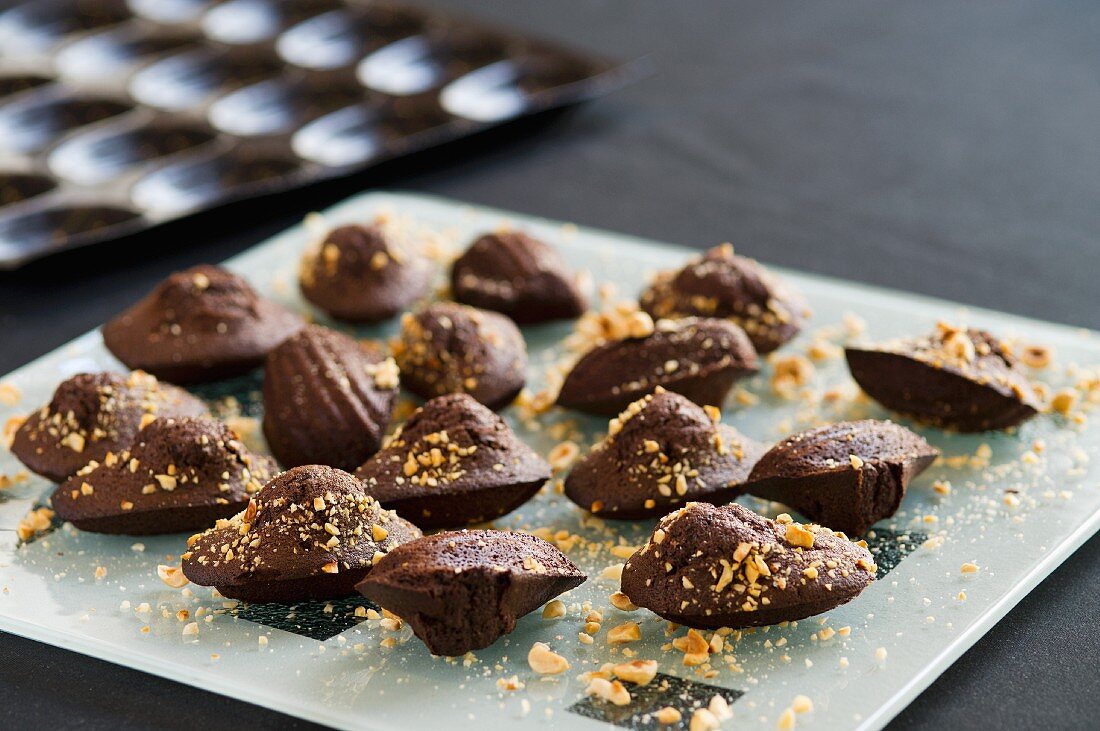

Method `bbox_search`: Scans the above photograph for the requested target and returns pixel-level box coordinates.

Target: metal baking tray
[0,0,639,268]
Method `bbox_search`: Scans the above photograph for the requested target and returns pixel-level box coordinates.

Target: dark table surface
[3,1,1099,728]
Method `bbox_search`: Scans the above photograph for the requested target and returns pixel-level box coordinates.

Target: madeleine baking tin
[0,0,637,268]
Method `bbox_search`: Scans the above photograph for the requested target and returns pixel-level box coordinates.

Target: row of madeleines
[8,214,1043,656]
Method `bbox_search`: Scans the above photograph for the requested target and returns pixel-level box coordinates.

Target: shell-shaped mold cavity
[49,120,216,186]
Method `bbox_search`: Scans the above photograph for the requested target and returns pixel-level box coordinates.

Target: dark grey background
[1,0,1097,728]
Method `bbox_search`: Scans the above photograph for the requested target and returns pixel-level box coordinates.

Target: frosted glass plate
[1,192,1097,731]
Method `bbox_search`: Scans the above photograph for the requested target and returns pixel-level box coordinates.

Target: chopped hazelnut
[613,659,657,685]
[609,591,638,611]
[542,599,567,619]
[607,621,642,644]
[157,564,189,588]
[527,642,570,675]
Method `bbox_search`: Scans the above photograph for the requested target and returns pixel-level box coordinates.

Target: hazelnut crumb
[585,677,631,706]
[655,706,681,725]
[613,659,658,685]
[528,642,570,675]
[610,591,638,611]
[607,621,642,644]
[542,599,566,619]
[691,708,720,731]
[157,564,189,588]
[792,694,813,714]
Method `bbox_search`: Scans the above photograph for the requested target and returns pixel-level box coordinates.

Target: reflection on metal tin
[126,0,211,24]
[0,0,131,55]
[0,90,133,154]
[48,120,216,186]
[440,61,528,123]
[292,104,380,167]
[276,10,361,69]
[357,36,442,95]
[202,0,283,45]
[131,150,299,216]
[55,28,196,82]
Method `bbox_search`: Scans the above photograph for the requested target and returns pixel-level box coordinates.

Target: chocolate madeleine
[845,323,1041,431]
[621,502,876,629]
[565,389,765,519]
[357,530,585,656]
[51,417,275,535]
[395,302,527,410]
[103,265,304,384]
[10,371,206,483]
[450,230,587,324]
[639,244,809,353]
[743,420,938,535]
[299,220,432,323]
[556,317,758,416]
[182,465,421,603]
[262,325,398,471]
[355,393,550,529]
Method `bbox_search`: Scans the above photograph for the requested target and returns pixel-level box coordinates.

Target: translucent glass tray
[1,191,1097,731]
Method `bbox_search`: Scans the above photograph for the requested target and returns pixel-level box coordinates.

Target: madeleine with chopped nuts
[52,417,275,534]
[639,243,809,354]
[354,393,550,529]
[395,302,528,411]
[299,218,432,323]
[10,371,206,483]
[557,317,758,416]
[183,465,420,602]
[564,389,765,519]
[451,230,587,324]
[103,265,303,384]
[742,420,938,536]
[620,502,875,629]
[357,530,584,656]
[845,323,1040,431]
[263,325,398,471]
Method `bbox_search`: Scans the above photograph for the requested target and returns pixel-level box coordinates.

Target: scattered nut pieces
[601,563,625,581]
[607,621,642,644]
[609,591,639,611]
[548,441,580,471]
[0,382,20,406]
[613,659,658,685]
[497,675,524,691]
[542,599,566,619]
[585,677,631,706]
[771,355,814,397]
[16,507,54,541]
[1051,389,1078,416]
[690,708,720,731]
[672,628,710,656]
[655,706,682,725]
[157,564,190,588]
[528,642,570,675]
[709,695,733,721]
[1020,344,1052,369]
[791,695,813,714]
